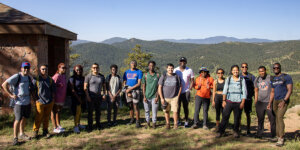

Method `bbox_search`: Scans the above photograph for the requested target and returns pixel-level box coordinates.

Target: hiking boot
[145,122,150,129]
[276,138,284,147]
[113,122,118,126]
[246,130,251,136]
[19,134,31,140]
[165,124,170,130]
[107,122,112,127]
[12,138,18,146]
[233,132,240,138]
[128,118,135,125]
[74,126,80,134]
[203,125,209,130]
[269,137,278,142]
[135,120,141,128]
[255,133,262,139]
[32,131,38,139]
[97,124,103,130]
[215,132,223,138]
[192,124,198,129]
[43,129,51,138]
[152,122,156,129]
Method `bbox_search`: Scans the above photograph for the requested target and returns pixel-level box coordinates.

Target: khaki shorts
[163,96,179,113]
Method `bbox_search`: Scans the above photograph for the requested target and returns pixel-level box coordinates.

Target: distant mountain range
[162,36,275,44]
[71,36,277,46]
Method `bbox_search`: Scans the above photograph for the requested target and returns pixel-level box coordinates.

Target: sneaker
[192,124,198,129]
[174,124,178,129]
[128,118,135,125]
[255,133,262,139]
[43,129,51,138]
[233,132,240,138]
[113,122,118,126]
[107,122,112,127]
[74,126,80,134]
[78,124,86,129]
[269,137,278,142]
[152,122,156,129]
[32,131,38,139]
[203,125,209,130]
[12,138,18,146]
[58,126,65,132]
[53,128,62,133]
[184,122,189,128]
[165,124,170,130]
[276,138,284,147]
[135,120,141,128]
[19,134,31,140]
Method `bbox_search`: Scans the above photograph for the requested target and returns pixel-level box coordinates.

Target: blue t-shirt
[240,73,255,99]
[6,73,31,105]
[271,74,293,100]
[123,69,143,87]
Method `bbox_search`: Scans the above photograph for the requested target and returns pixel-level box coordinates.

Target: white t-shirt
[174,66,194,93]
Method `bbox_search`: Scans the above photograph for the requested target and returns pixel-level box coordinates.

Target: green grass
[1,90,300,149]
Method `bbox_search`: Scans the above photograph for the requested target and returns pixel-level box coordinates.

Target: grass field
[1,82,300,150]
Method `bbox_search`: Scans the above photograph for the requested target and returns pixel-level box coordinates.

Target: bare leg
[14,120,20,138]
[19,118,26,135]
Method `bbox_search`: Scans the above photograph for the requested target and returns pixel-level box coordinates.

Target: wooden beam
[45,24,77,40]
[0,24,44,34]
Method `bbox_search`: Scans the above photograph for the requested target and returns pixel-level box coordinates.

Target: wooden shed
[0,3,77,106]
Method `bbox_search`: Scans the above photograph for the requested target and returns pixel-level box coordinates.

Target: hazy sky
[2,0,300,41]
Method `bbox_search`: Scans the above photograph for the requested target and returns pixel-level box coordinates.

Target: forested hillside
[70,39,300,76]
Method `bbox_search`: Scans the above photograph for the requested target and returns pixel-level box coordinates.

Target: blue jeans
[143,98,159,123]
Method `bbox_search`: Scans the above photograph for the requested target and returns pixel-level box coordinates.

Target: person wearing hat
[174,57,194,128]
[2,62,34,145]
[192,67,214,129]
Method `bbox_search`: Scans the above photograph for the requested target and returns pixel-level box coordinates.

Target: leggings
[215,94,223,121]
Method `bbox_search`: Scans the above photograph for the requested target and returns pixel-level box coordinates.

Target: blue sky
[2,0,300,41]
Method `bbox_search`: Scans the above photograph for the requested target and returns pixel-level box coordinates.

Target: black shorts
[14,104,31,121]
[244,99,253,114]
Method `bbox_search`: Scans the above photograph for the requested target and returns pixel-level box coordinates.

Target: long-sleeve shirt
[194,76,214,98]
[223,76,247,102]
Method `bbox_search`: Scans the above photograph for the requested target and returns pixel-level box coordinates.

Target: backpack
[161,73,180,88]
[144,72,160,85]
[226,76,243,94]
[35,75,53,98]
[106,74,121,91]
[9,73,35,108]
[270,73,286,84]
[67,76,76,97]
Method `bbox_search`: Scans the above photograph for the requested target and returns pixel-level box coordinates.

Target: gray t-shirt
[32,75,56,104]
[85,73,105,97]
[6,73,31,105]
[254,75,271,103]
[158,74,181,98]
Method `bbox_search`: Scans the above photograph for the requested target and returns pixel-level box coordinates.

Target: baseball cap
[21,62,31,68]
[199,67,209,73]
[179,57,187,62]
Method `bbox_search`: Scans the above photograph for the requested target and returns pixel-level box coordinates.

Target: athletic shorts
[244,99,253,113]
[163,96,179,113]
[14,104,31,121]
[125,88,140,104]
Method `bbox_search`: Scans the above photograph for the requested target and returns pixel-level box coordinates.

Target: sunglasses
[273,67,280,70]
[241,66,248,69]
[41,68,48,71]
[61,67,66,69]
[217,72,224,74]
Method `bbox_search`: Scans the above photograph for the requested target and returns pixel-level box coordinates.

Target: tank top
[216,79,225,92]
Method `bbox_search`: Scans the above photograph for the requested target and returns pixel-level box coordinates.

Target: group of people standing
[1,57,293,147]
